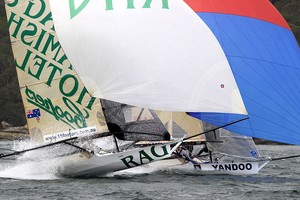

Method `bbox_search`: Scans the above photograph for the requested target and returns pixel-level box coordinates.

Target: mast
[167,112,173,137]
[113,135,120,152]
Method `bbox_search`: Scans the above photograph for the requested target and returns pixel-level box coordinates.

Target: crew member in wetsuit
[175,146,198,164]
[197,143,213,163]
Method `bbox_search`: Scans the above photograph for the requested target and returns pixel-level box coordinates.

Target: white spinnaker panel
[49,0,246,114]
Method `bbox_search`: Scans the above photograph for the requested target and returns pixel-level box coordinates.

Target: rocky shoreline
[0,121,29,140]
[0,132,29,140]
[253,138,286,145]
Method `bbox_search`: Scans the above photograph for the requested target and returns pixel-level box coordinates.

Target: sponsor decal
[25,86,89,129]
[120,145,169,168]
[44,126,97,143]
[194,163,253,171]
[69,0,170,19]
[250,150,258,158]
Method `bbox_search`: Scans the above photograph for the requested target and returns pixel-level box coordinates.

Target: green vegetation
[0,2,26,126]
[0,1,299,126]
[273,0,300,44]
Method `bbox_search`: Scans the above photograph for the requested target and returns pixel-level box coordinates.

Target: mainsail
[4,0,108,143]
[49,0,246,115]
[186,0,300,145]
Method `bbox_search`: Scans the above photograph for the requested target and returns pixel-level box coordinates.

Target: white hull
[114,158,270,176]
[114,157,185,175]
[170,160,270,175]
[55,143,176,177]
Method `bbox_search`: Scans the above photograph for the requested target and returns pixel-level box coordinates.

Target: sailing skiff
[1,0,299,177]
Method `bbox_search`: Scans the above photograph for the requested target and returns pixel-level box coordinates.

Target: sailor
[197,143,213,163]
[198,143,209,155]
[176,146,198,164]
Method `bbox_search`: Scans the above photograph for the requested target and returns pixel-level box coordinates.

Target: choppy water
[0,141,300,200]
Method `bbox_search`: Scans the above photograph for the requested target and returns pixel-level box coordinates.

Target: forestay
[49,0,246,114]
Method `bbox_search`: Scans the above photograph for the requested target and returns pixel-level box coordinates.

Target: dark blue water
[0,142,300,200]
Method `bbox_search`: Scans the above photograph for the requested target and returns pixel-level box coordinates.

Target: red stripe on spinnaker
[184,0,290,30]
